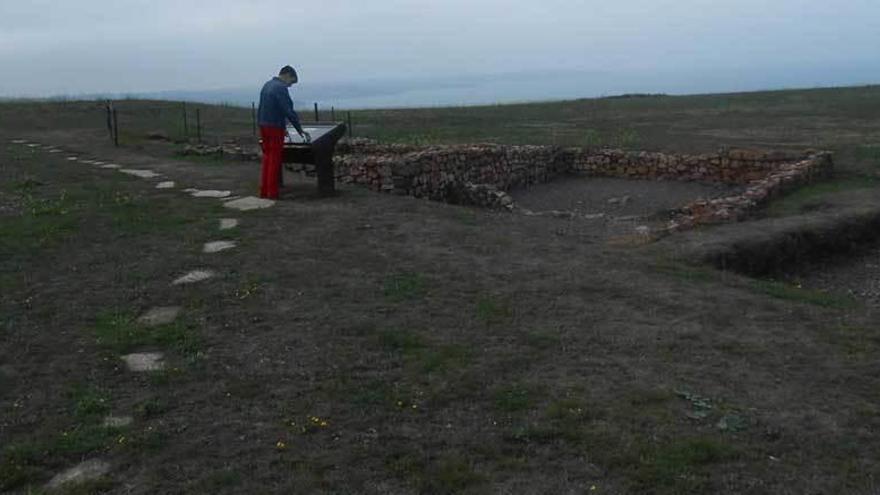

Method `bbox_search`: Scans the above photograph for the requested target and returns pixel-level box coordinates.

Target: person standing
[257,65,311,199]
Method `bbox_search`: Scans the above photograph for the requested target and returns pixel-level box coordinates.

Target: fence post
[105,101,113,140]
[251,102,257,137]
[112,108,119,147]
[182,102,189,139]
[347,111,353,138]
[196,108,202,144]
[331,106,336,121]
[314,102,319,122]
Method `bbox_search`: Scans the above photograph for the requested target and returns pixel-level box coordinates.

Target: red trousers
[259,126,286,199]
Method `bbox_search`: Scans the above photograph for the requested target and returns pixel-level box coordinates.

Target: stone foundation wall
[332,141,834,232]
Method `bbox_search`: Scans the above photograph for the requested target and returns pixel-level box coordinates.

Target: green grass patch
[69,385,111,419]
[134,398,169,419]
[476,295,512,325]
[420,455,486,494]
[749,279,858,309]
[493,384,536,413]
[653,260,719,283]
[378,328,427,353]
[0,188,80,256]
[634,437,739,492]
[383,272,427,302]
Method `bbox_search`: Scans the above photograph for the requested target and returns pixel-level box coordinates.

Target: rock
[223,196,275,211]
[219,218,239,230]
[191,190,232,198]
[137,306,181,327]
[202,241,237,253]
[121,352,165,372]
[172,270,216,285]
[119,169,161,179]
[156,181,176,189]
[46,459,111,489]
[100,164,121,169]
[103,416,133,428]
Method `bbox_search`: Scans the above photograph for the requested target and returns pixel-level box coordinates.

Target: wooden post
[182,102,189,138]
[314,102,319,122]
[196,108,201,144]
[251,102,257,137]
[347,111,353,138]
[112,108,119,147]
[331,106,336,121]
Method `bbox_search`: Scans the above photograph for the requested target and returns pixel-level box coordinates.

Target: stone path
[121,352,166,372]
[46,459,111,489]
[219,218,240,230]
[203,241,237,253]
[11,138,271,488]
[137,306,182,326]
[102,415,134,428]
[119,169,161,179]
[172,269,216,285]
[224,196,275,211]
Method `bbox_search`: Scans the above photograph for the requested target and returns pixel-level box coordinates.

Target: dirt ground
[1,98,879,494]
[511,176,740,218]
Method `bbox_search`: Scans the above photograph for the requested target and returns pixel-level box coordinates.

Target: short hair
[279,65,297,77]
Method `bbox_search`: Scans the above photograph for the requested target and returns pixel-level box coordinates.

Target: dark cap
[279,65,297,76]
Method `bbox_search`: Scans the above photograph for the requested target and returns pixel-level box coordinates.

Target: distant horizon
[2,68,879,111]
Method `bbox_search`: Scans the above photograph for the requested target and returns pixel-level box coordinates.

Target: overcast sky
[2,0,879,98]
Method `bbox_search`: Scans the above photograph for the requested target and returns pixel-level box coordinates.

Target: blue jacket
[258,77,303,132]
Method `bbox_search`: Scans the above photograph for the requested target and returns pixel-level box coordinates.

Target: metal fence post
[314,102,319,122]
[195,108,202,144]
[251,101,257,137]
[112,108,119,147]
[182,102,189,138]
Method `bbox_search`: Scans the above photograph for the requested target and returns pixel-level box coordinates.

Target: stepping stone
[224,196,275,211]
[92,161,106,165]
[46,459,111,489]
[80,160,96,165]
[172,269,216,285]
[66,157,79,161]
[191,190,232,198]
[156,181,176,189]
[137,306,181,326]
[49,149,62,153]
[101,164,121,169]
[102,415,133,428]
[183,188,199,193]
[11,139,27,144]
[220,196,241,202]
[121,352,165,372]
[27,143,40,148]
[203,240,237,253]
[119,169,161,179]
[219,218,239,230]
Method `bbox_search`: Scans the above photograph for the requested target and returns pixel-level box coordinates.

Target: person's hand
[300,131,312,143]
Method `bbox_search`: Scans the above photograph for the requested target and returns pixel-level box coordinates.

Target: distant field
[4,84,880,177]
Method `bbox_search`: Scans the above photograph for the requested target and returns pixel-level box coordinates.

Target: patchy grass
[634,437,739,492]
[92,310,201,356]
[420,454,486,494]
[749,279,858,309]
[493,384,536,413]
[69,385,111,419]
[820,325,880,359]
[766,177,879,217]
[476,295,512,325]
[383,272,427,302]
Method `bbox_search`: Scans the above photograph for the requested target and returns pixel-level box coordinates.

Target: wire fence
[101,99,354,149]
